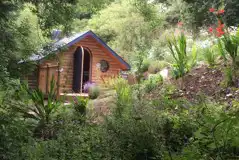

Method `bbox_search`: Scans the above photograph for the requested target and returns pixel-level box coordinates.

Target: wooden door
[73,47,83,93]
[38,64,59,94]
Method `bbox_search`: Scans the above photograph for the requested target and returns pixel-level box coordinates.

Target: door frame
[78,46,92,93]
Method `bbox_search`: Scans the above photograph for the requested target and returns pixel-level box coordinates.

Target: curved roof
[28,30,131,70]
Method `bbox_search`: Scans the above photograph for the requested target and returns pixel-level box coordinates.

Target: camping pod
[24,30,130,97]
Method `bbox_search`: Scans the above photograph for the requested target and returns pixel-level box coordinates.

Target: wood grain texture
[26,35,126,94]
[58,36,124,93]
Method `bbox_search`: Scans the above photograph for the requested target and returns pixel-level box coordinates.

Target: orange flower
[216,23,225,37]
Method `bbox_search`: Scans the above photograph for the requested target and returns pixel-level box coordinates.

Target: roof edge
[67,30,131,70]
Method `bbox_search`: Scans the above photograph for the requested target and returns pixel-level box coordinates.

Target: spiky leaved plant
[167,33,188,79]
[19,78,61,139]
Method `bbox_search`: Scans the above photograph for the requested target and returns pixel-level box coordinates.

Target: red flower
[216,23,225,37]
[177,21,183,27]
[208,27,213,33]
[209,8,215,12]
[217,9,225,15]
[216,31,225,37]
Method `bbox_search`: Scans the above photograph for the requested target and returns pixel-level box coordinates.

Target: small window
[99,60,109,72]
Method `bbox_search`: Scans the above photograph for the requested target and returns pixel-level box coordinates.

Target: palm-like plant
[18,78,61,138]
[167,33,188,78]
[221,32,239,67]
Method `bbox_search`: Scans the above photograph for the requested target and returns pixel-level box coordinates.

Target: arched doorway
[72,47,91,93]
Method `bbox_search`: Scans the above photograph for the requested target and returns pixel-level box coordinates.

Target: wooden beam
[80,46,84,93]
[46,64,49,94]
[57,63,60,98]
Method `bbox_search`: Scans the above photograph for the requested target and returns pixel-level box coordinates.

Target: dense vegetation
[0,0,239,159]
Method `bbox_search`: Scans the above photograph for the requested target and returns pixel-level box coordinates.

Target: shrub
[19,78,61,139]
[102,76,128,90]
[224,67,234,87]
[0,109,32,160]
[89,85,100,99]
[20,124,106,160]
[72,96,89,115]
[178,100,239,160]
[103,83,195,160]
[84,81,100,99]
[83,81,95,93]
[167,33,196,79]
[209,9,239,67]
[141,59,150,73]
[203,48,216,67]
[144,74,163,93]
[148,60,170,74]
[221,33,239,67]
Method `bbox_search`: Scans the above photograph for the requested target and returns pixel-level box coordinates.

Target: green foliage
[148,60,170,74]
[102,76,128,90]
[221,33,239,67]
[89,85,100,99]
[18,78,61,139]
[203,48,217,67]
[0,0,77,82]
[217,38,227,61]
[180,100,239,160]
[20,124,106,160]
[85,0,165,61]
[144,74,163,93]
[0,108,32,160]
[1,79,239,159]
[167,33,188,78]
[224,67,234,87]
[73,97,89,115]
[1,1,239,160]
[141,59,150,73]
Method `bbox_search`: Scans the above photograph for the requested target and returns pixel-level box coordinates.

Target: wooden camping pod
[25,31,130,97]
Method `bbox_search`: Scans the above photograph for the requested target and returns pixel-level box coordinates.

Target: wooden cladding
[58,36,123,93]
[28,34,126,95]
[38,64,60,95]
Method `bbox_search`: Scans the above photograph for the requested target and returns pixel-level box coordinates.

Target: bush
[224,67,234,87]
[144,74,163,93]
[19,78,61,139]
[203,48,217,67]
[89,85,100,99]
[177,100,239,160]
[141,59,150,73]
[102,82,195,160]
[167,33,197,79]
[0,109,32,160]
[20,124,106,160]
[102,76,128,90]
[148,60,170,74]
[72,96,89,115]
[84,81,100,99]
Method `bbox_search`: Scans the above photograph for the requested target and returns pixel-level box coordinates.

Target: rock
[226,93,233,98]
[235,90,239,95]
[159,68,169,79]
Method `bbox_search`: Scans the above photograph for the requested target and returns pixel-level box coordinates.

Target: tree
[0,0,77,83]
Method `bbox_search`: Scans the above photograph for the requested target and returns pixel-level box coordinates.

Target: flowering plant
[209,8,239,67]
[83,81,100,99]
[83,81,96,93]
